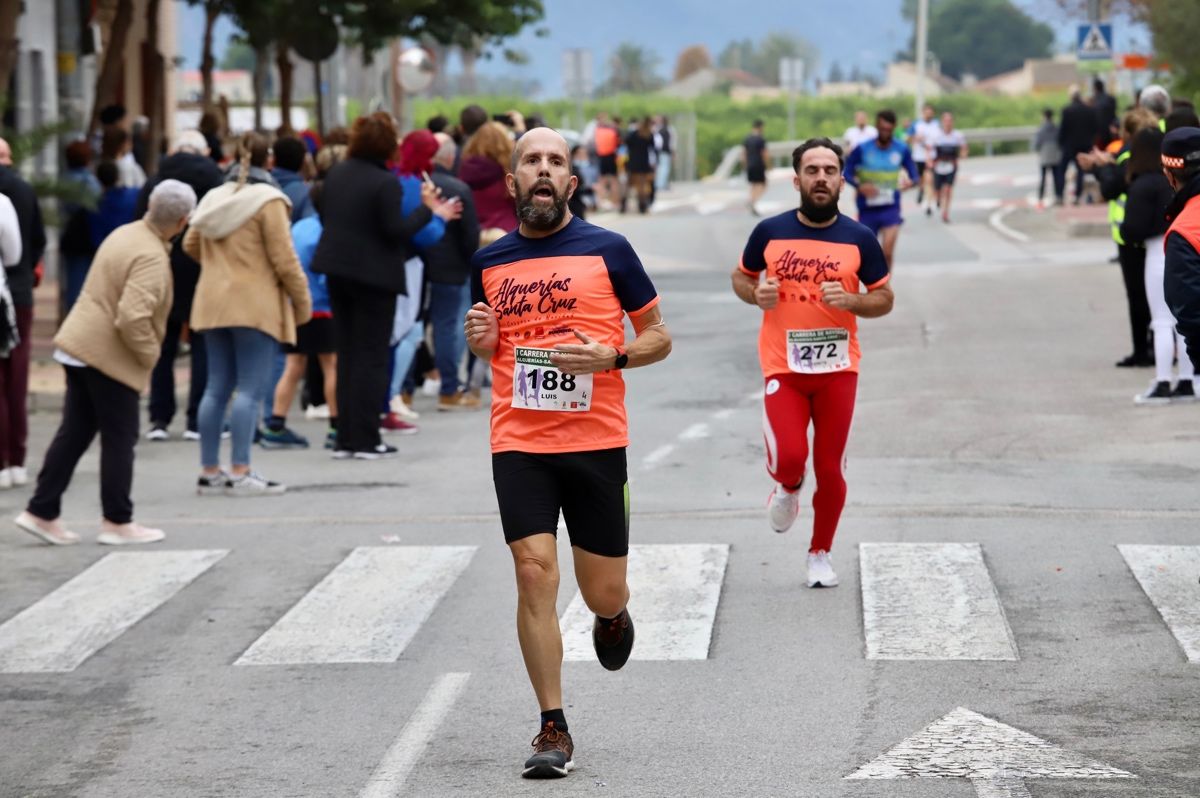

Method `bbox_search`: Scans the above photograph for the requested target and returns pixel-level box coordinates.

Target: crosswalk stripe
[235,546,476,666]
[561,544,729,662]
[860,543,1018,661]
[0,550,228,673]
[1118,545,1200,663]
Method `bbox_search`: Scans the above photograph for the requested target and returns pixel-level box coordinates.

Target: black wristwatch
[613,347,629,370]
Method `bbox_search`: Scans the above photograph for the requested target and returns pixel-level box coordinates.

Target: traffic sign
[846,707,1135,796]
[1077,23,1113,61]
[778,57,805,91]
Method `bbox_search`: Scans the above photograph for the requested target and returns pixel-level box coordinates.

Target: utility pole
[914,0,929,119]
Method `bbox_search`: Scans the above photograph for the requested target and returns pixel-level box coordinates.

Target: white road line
[640,443,675,470]
[974,778,1033,798]
[860,543,1019,661]
[988,205,1031,243]
[561,544,729,661]
[236,546,475,666]
[1119,545,1200,663]
[0,550,228,673]
[712,408,735,421]
[678,422,710,441]
[358,672,470,798]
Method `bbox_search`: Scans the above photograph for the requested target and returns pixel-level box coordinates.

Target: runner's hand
[859,183,879,199]
[550,331,617,375]
[820,281,858,312]
[465,303,499,352]
[755,277,780,310]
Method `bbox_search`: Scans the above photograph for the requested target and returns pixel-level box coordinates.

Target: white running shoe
[10,466,28,486]
[145,425,170,441]
[0,468,11,489]
[389,395,420,421]
[182,429,201,441]
[98,523,166,545]
[304,404,331,421]
[767,485,800,533]
[806,550,839,588]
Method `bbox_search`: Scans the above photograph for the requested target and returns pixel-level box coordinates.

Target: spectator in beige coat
[14,180,196,546]
[184,132,311,496]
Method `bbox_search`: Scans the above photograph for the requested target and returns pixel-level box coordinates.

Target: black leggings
[328,276,397,452]
[1117,244,1152,360]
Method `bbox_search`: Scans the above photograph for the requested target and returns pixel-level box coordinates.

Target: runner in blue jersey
[843,109,918,269]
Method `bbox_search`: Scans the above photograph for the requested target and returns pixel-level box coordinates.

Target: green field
[409,92,1072,177]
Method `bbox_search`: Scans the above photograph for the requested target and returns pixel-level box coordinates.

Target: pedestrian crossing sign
[1077,23,1113,61]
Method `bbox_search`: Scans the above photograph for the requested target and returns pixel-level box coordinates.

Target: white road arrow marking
[1119,544,1200,663]
[846,707,1136,795]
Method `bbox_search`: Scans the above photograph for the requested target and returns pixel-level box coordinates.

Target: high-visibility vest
[1110,148,1131,245]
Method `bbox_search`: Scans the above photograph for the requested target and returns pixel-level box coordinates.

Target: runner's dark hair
[792,138,844,171]
[876,109,897,125]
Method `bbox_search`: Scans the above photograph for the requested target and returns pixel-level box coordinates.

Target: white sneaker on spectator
[182,429,201,441]
[146,425,170,441]
[14,511,80,546]
[227,472,286,496]
[98,522,165,545]
[304,404,331,421]
[421,378,441,397]
[10,466,29,486]
[0,468,11,489]
[389,395,420,421]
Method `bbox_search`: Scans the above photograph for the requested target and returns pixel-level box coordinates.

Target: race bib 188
[786,329,851,374]
[511,347,593,412]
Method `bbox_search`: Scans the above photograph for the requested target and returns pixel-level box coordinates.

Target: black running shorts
[492,448,629,557]
[746,164,766,185]
[933,168,958,190]
[598,154,618,176]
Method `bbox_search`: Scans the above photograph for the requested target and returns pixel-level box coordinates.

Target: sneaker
[304,404,331,421]
[98,522,166,546]
[227,471,287,496]
[0,468,10,489]
[1115,353,1154,368]
[437,391,482,412]
[258,426,310,449]
[523,722,575,779]
[389,395,420,421]
[807,550,839,588]
[146,425,170,441]
[197,472,232,495]
[331,449,353,460]
[421,377,441,397]
[767,484,800,533]
[14,511,80,546]
[592,609,635,671]
[1134,380,1173,406]
[182,429,201,441]
[380,413,419,435]
[324,429,337,450]
[1171,379,1197,402]
[8,466,27,486]
[353,444,399,460]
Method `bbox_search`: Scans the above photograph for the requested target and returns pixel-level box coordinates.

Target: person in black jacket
[1058,88,1099,204]
[1162,127,1200,380]
[136,130,225,440]
[0,137,47,488]
[1119,128,1192,404]
[427,133,481,410]
[310,112,456,458]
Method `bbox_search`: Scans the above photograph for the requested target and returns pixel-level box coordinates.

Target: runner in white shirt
[842,110,878,154]
[910,104,942,213]
[931,112,968,223]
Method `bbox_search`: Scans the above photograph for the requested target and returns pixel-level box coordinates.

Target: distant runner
[731,137,894,588]
[842,110,878,154]
[911,103,941,212]
[466,127,672,779]
[744,119,769,215]
[843,109,917,268]
[931,112,968,222]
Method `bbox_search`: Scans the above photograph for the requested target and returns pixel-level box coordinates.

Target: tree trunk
[460,47,478,95]
[201,0,220,110]
[90,0,135,133]
[252,43,267,131]
[0,0,20,107]
[143,0,164,174]
[276,38,293,133]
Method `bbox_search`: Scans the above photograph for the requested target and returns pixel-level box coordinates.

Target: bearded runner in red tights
[731,137,894,588]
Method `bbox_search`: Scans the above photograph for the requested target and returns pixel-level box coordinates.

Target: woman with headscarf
[184,132,312,494]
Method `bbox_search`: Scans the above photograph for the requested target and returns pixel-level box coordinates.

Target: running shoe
[183,429,201,441]
[353,444,399,460]
[806,550,839,588]
[1171,379,1197,402]
[380,413,419,435]
[146,424,170,441]
[227,472,287,496]
[1134,380,1173,406]
[259,426,310,449]
[9,466,27,486]
[522,722,574,779]
[304,404,331,421]
[767,485,800,533]
[592,609,635,671]
[196,472,231,496]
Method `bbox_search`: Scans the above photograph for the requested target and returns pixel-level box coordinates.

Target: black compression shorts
[492,448,629,557]
[598,154,618,176]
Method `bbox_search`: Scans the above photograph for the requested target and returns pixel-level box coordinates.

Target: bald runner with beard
[465,127,672,779]
[731,137,894,590]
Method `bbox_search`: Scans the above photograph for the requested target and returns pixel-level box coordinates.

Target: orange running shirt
[739,212,890,377]
[471,216,660,454]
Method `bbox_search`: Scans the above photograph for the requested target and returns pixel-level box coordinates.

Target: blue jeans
[428,282,470,396]
[261,344,286,422]
[62,254,93,311]
[655,153,672,191]
[198,327,276,469]
[389,322,424,402]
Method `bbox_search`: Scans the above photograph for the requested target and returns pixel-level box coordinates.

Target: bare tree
[0,0,20,102]
[90,0,135,133]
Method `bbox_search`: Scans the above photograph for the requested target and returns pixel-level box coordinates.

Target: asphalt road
[2,154,1198,798]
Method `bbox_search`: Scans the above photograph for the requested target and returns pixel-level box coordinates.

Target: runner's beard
[516,180,568,230]
[800,185,840,223]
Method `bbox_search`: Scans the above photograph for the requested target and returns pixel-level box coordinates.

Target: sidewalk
[1001,201,1110,241]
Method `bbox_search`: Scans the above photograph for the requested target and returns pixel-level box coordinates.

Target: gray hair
[174,129,210,156]
[433,132,456,167]
[147,179,197,229]
[1141,84,1171,117]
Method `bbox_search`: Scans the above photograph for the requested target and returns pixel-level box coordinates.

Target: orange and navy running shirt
[471,216,660,454]
[739,212,889,378]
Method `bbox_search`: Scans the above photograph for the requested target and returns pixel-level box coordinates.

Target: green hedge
[409,92,1073,177]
